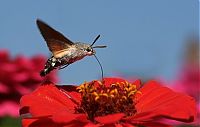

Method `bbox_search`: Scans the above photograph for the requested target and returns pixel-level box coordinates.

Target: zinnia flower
[0,49,58,117]
[20,77,196,127]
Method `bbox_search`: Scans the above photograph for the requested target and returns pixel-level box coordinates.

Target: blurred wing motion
[36,19,74,57]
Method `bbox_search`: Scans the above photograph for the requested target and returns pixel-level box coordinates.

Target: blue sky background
[0,0,198,84]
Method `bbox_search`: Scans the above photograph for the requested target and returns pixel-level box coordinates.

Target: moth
[36,19,106,77]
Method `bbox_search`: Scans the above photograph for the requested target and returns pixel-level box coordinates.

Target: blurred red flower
[169,40,199,126]
[20,77,196,127]
[0,50,58,117]
[171,62,199,102]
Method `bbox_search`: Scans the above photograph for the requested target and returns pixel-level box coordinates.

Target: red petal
[103,77,127,87]
[20,82,78,117]
[22,117,63,127]
[119,123,136,127]
[132,79,141,88]
[131,80,196,123]
[140,122,172,127]
[52,110,88,124]
[94,77,141,88]
[95,113,125,124]
[22,117,89,127]
[22,119,37,127]
[57,85,81,103]
[84,123,99,127]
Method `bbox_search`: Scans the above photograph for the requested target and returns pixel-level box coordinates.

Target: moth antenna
[92,45,107,48]
[91,35,100,46]
[94,54,104,81]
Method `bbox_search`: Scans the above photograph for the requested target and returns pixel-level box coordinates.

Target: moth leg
[51,59,57,68]
[59,64,69,70]
[56,58,62,63]
[46,58,58,70]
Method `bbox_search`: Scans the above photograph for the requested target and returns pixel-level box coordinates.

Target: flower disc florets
[76,80,140,121]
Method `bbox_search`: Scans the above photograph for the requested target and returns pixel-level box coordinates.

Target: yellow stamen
[76,80,140,120]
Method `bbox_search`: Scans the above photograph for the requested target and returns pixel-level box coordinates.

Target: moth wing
[36,19,74,54]
[46,39,72,57]
[53,48,71,58]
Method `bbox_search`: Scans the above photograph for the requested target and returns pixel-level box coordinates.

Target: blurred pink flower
[0,101,19,117]
[170,64,200,126]
[172,64,199,101]
[169,40,200,126]
[0,49,58,117]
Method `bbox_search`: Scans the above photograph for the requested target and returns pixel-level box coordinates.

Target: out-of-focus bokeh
[0,0,198,127]
[0,50,58,127]
[167,37,199,126]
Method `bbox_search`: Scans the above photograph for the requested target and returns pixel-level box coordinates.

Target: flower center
[76,80,140,121]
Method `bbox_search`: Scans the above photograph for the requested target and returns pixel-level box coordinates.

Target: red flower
[0,50,58,117]
[20,77,196,127]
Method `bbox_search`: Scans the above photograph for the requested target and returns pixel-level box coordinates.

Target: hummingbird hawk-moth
[36,19,106,77]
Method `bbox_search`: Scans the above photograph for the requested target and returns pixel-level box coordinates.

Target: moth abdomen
[40,69,47,77]
[40,66,54,77]
[40,57,58,77]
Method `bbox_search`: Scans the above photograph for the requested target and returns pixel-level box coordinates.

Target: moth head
[81,35,106,56]
[83,45,95,56]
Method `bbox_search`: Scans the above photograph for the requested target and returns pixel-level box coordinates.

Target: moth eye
[86,48,92,52]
